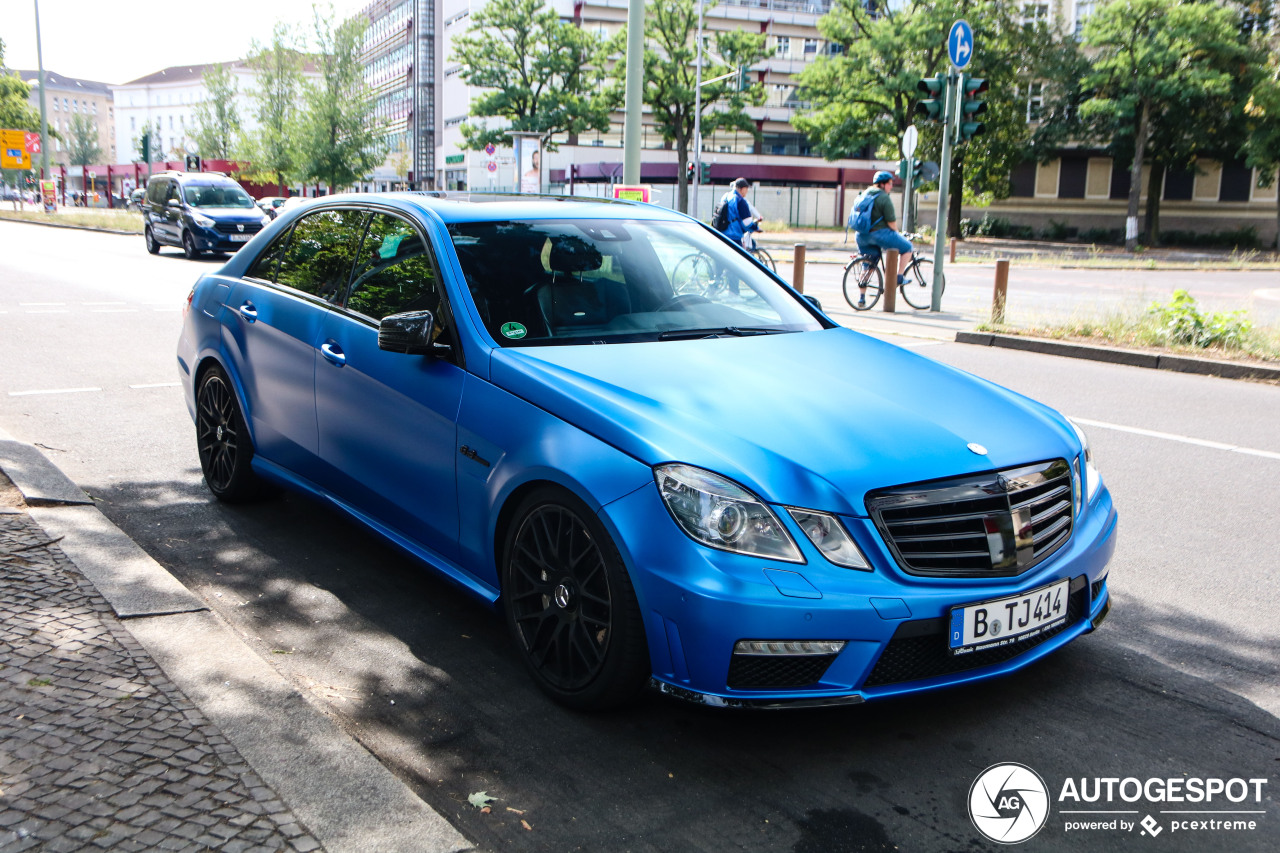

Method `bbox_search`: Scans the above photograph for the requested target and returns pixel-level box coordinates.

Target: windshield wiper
[658,326,785,340]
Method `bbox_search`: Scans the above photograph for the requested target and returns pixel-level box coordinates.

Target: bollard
[992,258,1010,325]
[883,248,898,313]
[793,243,806,293]
[949,236,957,263]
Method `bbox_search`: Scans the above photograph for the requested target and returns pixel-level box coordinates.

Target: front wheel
[502,487,649,710]
[842,258,883,311]
[900,258,943,310]
[751,246,776,273]
[182,230,202,260]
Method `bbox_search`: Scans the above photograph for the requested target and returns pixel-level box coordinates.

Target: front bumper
[601,480,1117,707]
[191,224,261,253]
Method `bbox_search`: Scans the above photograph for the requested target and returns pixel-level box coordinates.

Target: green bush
[1146,290,1251,349]
[1079,227,1122,245]
[1043,219,1076,241]
[1158,226,1260,250]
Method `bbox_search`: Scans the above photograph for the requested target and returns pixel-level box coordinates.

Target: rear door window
[274,209,369,302]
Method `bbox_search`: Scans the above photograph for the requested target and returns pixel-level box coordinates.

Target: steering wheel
[657,293,712,312]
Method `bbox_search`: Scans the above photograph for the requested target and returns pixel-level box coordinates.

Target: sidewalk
[0,432,470,853]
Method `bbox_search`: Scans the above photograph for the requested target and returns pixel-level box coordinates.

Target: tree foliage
[451,0,616,153]
[0,40,41,133]
[611,0,766,213]
[295,6,387,192]
[238,23,306,191]
[66,113,102,166]
[1241,26,1280,248]
[192,63,241,160]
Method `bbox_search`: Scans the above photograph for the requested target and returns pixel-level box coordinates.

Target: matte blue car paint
[179,192,1118,705]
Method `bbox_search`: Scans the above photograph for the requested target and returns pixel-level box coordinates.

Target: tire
[182,230,202,260]
[145,226,160,255]
[672,253,714,296]
[842,257,883,311]
[752,246,776,273]
[196,366,264,502]
[900,258,942,310]
[501,486,649,710]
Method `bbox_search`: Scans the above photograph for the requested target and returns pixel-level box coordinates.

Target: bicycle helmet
[872,170,895,185]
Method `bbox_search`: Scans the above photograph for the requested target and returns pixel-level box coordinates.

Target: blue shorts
[856,228,913,257]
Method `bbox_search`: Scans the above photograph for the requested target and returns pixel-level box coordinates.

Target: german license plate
[948,579,1070,655]
[228,234,252,242]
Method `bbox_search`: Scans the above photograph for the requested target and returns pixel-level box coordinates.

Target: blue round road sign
[949,20,974,69]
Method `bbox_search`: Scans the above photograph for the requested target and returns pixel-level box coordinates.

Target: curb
[0,434,471,853]
[955,331,1280,382]
[0,214,139,236]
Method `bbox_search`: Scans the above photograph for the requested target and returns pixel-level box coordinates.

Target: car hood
[193,207,264,221]
[490,328,1078,516]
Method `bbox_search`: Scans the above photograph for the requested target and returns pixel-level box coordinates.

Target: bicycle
[742,232,776,273]
[842,241,944,311]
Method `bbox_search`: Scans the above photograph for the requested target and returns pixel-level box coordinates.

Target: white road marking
[9,387,102,397]
[129,382,181,389]
[1254,288,1280,302]
[1070,416,1280,461]
[24,309,69,314]
[19,302,65,306]
[92,309,139,313]
[152,308,182,312]
[83,301,127,306]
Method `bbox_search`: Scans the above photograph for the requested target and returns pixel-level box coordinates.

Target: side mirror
[378,310,449,357]
[803,294,823,312]
[167,198,181,208]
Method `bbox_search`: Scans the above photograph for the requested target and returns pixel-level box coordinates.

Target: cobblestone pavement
[0,509,323,853]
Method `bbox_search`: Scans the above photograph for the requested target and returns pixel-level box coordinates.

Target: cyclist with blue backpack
[850,170,913,308]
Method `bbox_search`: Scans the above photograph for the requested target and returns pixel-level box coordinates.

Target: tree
[613,0,766,213]
[239,23,306,193]
[295,5,387,193]
[1080,0,1246,249]
[192,63,241,160]
[1241,28,1280,249]
[0,40,42,132]
[451,0,616,158]
[66,113,102,166]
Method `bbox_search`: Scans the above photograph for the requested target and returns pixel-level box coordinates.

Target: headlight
[788,509,871,570]
[1068,419,1102,510]
[655,464,802,562]
[192,213,215,228]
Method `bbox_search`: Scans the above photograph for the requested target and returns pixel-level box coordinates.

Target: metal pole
[792,243,805,293]
[691,0,705,218]
[904,157,915,233]
[992,258,1010,324]
[883,249,899,313]
[623,0,645,184]
[34,0,50,178]
[931,69,958,312]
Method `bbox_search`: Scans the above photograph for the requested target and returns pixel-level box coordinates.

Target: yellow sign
[612,184,651,203]
[1,129,31,170]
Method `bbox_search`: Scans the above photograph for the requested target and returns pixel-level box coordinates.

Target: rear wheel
[900,258,942,310]
[196,366,264,502]
[182,230,202,260]
[842,257,883,311]
[145,226,160,255]
[502,487,649,710]
[751,246,776,273]
[672,253,715,296]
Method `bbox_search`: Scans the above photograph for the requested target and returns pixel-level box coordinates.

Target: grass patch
[27,677,53,687]
[979,292,1280,364]
[0,207,144,233]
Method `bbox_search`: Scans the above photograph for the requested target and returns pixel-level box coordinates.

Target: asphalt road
[2,221,1277,852]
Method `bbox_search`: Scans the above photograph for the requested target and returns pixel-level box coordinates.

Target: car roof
[308,191,688,225]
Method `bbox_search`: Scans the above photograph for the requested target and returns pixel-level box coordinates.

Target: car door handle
[238,302,257,323]
[320,341,346,367]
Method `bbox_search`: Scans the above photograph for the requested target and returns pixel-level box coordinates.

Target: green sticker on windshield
[500,322,527,340]
[378,233,406,260]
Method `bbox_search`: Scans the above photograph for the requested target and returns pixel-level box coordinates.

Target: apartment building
[16,70,116,167]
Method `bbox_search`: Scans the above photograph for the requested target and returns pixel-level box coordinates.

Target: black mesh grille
[214,221,263,235]
[1091,578,1106,602]
[727,654,837,689]
[862,579,1087,688]
[867,459,1074,577]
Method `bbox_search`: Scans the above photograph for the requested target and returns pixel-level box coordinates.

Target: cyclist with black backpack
[850,170,913,308]
[713,178,760,245]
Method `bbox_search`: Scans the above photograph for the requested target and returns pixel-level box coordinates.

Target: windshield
[183,184,256,209]
[448,218,824,346]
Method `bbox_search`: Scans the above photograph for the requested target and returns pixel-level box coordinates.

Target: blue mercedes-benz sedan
[176,192,1116,710]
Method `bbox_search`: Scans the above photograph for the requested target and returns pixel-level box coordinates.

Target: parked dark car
[143,171,269,259]
[177,192,1116,710]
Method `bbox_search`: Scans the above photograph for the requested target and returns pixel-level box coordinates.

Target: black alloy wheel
[502,487,648,709]
[183,230,202,260]
[195,366,262,502]
[145,226,160,254]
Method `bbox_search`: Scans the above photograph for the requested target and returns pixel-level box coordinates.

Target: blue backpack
[850,189,883,233]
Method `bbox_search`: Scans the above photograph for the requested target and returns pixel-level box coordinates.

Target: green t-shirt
[870,189,896,232]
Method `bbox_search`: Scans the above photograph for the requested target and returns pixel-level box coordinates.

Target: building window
[1075,0,1096,38]
[130,116,136,130]
[73,99,78,112]
[1026,82,1043,122]
[1022,3,1049,26]
[803,38,818,55]
[775,36,790,57]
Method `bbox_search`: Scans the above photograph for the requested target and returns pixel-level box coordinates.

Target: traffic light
[699,161,710,183]
[687,160,696,183]
[141,131,151,164]
[915,75,947,123]
[185,153,202,172]
[737,66,750,92]
[957,76,988,142]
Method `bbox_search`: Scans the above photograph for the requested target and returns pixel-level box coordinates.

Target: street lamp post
[691,0,705,219]
[33,0,50,178]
